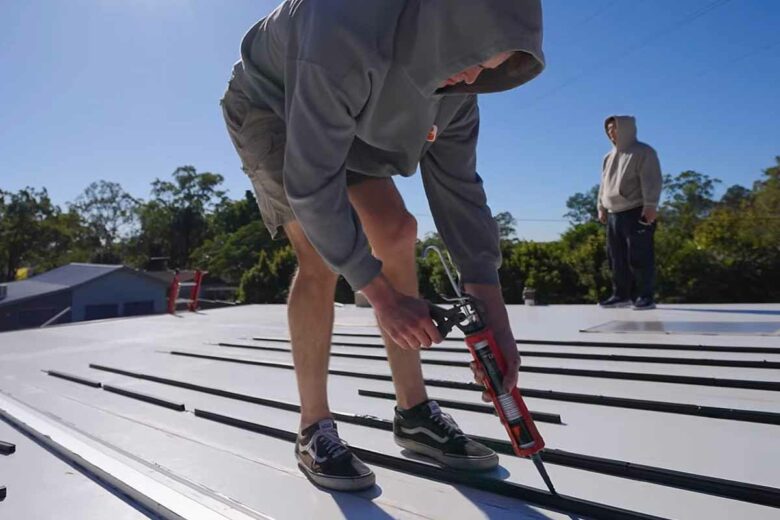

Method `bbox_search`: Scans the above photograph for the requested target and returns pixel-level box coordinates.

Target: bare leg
[283,221,339,430]
[348,178,428,409]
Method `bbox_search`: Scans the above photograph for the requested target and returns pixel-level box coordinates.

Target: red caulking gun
[423,246,558,495]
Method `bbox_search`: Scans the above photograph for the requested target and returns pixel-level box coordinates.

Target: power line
[414,213,780,222]
[524,0,735,109]
[558,0,619,45]
[412,213,568,222]
[691,37,780,79]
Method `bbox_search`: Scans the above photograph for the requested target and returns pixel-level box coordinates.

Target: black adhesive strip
[336,401,780,508]
[159,353,780,425]
[87,364,780,508]
[193,409,668,520]
[46,370,102,388]
[519,352,780,369]
[101,384,185,412]
[250,337,473,353]
[0,485,5,502]
[0,441,15,455]
[541,449,780,509]
[173,349,780,392]
[331,332,780,354]
[90,364,302,411]
[514,388,780,425]
[355,389,561,424]
[517,366,780,391]
[239,339,780,370]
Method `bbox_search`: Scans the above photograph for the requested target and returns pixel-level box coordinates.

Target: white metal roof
[0,303,778,519]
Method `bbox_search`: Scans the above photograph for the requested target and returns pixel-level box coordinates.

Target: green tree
[133,166,228,268]
[494,211,518,241]
[238,246,297,303]
[150,166,227,212]
[564,184,600,225]
[660,170,720,236]
[191,220,275,284]
[0,188,92,280]
[209,190,261,236]
[416,233,460,301]
[559,221,610,302]
[238,251,277,303]
[719,184,751,209]
[40,209,96,268]
[503,241,581,304]
[70,180,139,262]
[690,157,780,301]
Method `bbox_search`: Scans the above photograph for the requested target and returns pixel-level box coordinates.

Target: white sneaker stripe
[400,426,450,444]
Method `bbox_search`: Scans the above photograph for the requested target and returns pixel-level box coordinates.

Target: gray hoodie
[598,116,663,214]
[236,0,545,289]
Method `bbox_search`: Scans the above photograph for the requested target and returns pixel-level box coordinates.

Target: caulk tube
[465,329,545,457]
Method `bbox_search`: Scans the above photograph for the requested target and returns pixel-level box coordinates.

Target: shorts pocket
[237,108,285,171]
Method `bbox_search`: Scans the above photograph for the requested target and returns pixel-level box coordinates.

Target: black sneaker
[394,400,498,471]
[632,297,656,310]
[295,419,375,491]
[599,295,632,308]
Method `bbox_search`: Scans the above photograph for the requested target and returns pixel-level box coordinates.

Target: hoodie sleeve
[283,60,382,290]
[597,155,608,213]
[639,147,663,209]
[420,95,501,285]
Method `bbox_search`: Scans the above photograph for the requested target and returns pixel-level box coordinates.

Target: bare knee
[285,221,338,288]
[372,211,417,260]
[295,253,338,287]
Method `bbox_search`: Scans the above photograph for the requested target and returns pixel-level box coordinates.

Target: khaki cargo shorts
[220,72,293,238]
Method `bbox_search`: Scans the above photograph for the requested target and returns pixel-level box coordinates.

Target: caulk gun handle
[426,301,456,338]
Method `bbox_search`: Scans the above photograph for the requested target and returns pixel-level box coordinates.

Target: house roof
[0,303,778,519]
[0,279,69,306]
[0,263,169,307]
[31,263,124,286]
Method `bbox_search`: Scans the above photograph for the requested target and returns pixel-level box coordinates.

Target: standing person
[598,116,663,310]
[221,0,544,490]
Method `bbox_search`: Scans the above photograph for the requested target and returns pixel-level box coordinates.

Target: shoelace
[312,428,349,460]
[431,411,467,441]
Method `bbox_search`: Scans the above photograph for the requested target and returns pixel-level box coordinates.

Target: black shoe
[599,295,632,308]
[632,297,656,310]
[295,419,375,491]
[394,400,498,471]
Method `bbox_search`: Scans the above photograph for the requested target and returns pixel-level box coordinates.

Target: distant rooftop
[31,263,124,286]
[0,303,778,519]
[0,263,167,307]
[0,279,69,305]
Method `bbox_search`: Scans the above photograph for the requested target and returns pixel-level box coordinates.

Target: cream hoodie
[598,116,662,213]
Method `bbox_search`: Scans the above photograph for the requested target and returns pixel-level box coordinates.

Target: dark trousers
[607,207,656,300]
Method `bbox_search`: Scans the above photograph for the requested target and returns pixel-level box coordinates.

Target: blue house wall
[0,290,72,331]
[71,270,167,322]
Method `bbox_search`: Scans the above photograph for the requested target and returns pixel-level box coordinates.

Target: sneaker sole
[632,304,657,311]
[394,435,498,472]
[295,454,375,492]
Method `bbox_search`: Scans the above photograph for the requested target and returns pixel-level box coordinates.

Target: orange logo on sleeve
[426,125,438,142]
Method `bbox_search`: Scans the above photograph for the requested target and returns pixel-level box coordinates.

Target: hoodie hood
[605,115,638,150]
[395,0,545,97]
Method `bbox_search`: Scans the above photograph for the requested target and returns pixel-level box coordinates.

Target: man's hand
[463,283,520,401]
[641,206,657,224]
[361,273,442,349]
[598,208,607,224]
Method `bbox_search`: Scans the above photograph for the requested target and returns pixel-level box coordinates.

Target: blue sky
[1,0,778,241]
